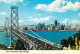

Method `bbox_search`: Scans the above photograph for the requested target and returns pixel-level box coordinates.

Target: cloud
[71,19,80,23]
[78,13,80,15]
[5,2,11,3]
[23,4,27,5]
[35,14,41,16]
[0,12,6,15]
[29,16,54,22]
[62,19,69,23]
[0,0,23,3]
[62,0,67,5]
[19,20,23,23]
[35,0,80,12]
[28,16,32,18]
[13,3,17,5]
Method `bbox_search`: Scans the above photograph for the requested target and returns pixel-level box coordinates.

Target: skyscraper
[61,25,65,30]
[37,23,45,30]
[57,23,60,30]
[67,21,68,25]
[55,20,57,27]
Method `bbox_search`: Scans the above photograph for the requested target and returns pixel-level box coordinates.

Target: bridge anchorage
[4,6,63,50]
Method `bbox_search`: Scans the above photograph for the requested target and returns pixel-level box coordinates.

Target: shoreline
[0,30,78,32]
[24,30,78,32]
[0,31,4,32]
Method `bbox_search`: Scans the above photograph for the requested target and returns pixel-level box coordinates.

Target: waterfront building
[65,25,70,31]
[48,27,51,31]
[37,23,42,30]
[57,23,60,30]
[37,23,45,30]
[0,26,4,31]
[55,20,57,27]
[61,25,65,30]
[45,25,49,30]
[55,27,58,30]
[49,24,55,30]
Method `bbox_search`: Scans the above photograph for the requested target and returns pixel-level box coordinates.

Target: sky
[0,0,80,26]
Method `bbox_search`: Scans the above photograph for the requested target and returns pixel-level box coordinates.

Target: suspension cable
[12,29,37,46]
[28,27,53,44]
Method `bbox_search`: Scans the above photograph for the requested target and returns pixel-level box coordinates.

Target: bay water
[0,31,78,47]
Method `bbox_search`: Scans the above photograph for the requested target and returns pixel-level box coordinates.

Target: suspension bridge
[4,6,63,50]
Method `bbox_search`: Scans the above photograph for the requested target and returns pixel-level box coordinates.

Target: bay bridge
[4,6,63,50]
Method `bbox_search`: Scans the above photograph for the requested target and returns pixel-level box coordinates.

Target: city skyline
[0,0,80,26]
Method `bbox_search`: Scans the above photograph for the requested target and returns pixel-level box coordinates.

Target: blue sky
[0,0,80,26]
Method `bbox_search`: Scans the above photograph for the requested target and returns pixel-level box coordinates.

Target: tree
[67,36,75,47]
[25,27,28,30]
[0,44,7,50]
[61,36,75,47]
[61,39,67,47]
[15,38,26,50]
[73,32,80,41]
[61,30,80,47]
[73,31,80,45]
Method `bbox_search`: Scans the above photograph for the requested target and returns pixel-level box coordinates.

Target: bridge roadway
[10,28,63,50]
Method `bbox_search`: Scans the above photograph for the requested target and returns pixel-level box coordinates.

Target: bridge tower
[4,17,10,37]
[10,6,19,48]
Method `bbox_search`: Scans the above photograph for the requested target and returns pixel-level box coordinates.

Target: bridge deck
[11,29,63,49]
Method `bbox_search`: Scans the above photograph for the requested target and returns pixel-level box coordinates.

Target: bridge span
[10,28,63,50]
[4,6,63,50]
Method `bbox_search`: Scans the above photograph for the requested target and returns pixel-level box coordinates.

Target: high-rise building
[61,25,65,30]
[49,24,55,30]
[55,20,57,27]
[67,21,68,25]
[57,23,60,30]
[37,23,45,30]
[38,23,41,30]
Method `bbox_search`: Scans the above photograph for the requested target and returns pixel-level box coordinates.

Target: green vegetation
[0,44,7,50]
[0,38,27,50]
[61,36,75,47]
[44,47,53,50]
[61,30,80,48]
[15,38,26,50]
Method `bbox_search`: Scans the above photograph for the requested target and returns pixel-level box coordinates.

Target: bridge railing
[10,28,38,47]
[9,28,63,49]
